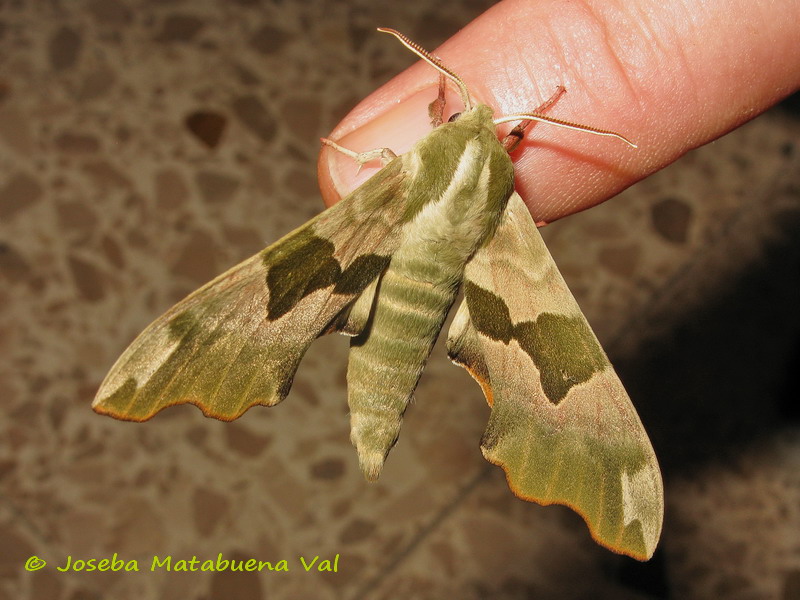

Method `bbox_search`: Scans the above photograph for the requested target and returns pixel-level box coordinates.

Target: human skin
[318,0,800,224]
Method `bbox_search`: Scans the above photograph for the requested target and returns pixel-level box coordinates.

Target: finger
[318,0,800,223]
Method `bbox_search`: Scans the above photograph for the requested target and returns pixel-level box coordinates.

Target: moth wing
[447,192,663,560]
[94,159,408,421]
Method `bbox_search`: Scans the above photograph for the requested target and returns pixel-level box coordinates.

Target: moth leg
[320,138,397,171]
[502,85,567,153]
[428,72,447,127]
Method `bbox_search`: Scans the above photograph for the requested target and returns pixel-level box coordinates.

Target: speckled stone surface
[1,2,799,599]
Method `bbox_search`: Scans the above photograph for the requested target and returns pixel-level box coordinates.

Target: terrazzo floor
[1,1,799,599]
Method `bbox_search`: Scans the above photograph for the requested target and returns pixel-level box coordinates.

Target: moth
[94,28,663,560]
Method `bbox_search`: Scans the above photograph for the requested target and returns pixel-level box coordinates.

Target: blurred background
[1,1,798,599]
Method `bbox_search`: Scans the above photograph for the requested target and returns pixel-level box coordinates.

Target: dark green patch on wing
[263,230,391,320]
[334,254,391,295]
[514,314,607,404]
[464,281,608,404]
[462,280,513,342]
[264,231,341,320]
[167,308,200,341]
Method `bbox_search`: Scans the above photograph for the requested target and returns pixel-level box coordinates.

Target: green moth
[94,28,663,560]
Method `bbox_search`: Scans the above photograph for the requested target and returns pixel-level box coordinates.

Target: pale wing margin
[93,158,408,422]
[447,192,663,560]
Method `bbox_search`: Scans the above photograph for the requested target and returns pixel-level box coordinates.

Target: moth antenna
[494,113,637,148]
[377,27,473,111]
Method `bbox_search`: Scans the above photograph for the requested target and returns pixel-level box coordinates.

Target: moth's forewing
[93,159,408,421]
[448,192,663,560]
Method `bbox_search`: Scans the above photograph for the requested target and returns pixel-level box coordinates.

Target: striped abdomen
[347,258,461,480]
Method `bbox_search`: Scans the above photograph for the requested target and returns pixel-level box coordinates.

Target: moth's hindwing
[447,192,663,560]
[93,158,408,421]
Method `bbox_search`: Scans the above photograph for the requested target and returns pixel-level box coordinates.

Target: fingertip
[317,144,340,208]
